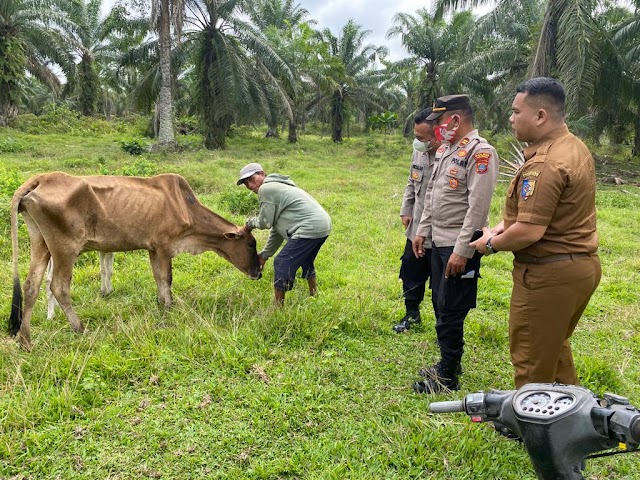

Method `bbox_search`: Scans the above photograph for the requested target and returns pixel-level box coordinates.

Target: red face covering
[434,115,459,143]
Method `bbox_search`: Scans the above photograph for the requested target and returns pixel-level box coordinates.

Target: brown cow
[9,172,262,350]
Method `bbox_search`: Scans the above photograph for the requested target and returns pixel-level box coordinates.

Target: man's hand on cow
[401,216,411,230]
[445,252,468,278]
[412,236,426,258]
[258,254,267,269]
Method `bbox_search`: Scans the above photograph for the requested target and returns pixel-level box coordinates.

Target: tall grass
[0,125,639,479]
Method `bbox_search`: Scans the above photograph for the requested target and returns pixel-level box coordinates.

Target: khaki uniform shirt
[504,125,598,256]
[416,129,499,258]
[400,150,434,241]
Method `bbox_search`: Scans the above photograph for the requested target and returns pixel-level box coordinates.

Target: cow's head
[222,228,262,279]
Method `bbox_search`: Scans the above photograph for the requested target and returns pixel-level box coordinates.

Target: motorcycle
[429,383,640,479]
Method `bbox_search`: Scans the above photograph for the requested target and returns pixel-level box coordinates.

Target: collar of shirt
[523,125,571,161]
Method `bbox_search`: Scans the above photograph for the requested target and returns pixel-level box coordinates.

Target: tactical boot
[413,363,460,394]
[393,312,421,333]
[418,361,463,378]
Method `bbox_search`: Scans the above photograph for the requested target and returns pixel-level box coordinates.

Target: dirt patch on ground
[594,154,640,186]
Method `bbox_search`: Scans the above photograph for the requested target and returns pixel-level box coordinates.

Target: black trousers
[273,236,328,291]
[430,245,481,368]
[399,239,431,313]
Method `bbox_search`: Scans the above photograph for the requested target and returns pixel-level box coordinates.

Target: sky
[102,0,492,61]
[296,0,434,61]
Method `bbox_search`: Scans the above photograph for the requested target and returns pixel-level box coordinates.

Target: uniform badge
[521,179,536,200]
[411,171,420,180]
[523,170,541,178]
[437,145,447,154]
[459,137,470,147]
[457,149,467,157]
[449,167,458,176]
[474,152,491,174]
[449,178,459,189]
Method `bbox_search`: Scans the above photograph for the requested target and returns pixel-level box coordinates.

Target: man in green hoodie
[238,163,332,305]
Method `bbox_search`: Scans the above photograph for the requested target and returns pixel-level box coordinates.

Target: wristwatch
[486,236,496,255]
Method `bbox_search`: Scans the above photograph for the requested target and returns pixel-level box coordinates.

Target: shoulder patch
[473,152,492,161]
[459,137,470,147]
[474,151,491,174]
[521,178,536,200]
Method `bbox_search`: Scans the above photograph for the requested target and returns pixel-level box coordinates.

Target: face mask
[412,137,432,153]
[434,116,459,143]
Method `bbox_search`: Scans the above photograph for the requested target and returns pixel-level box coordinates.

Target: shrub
[120,139,149,155]
[218,188,259,215]
[120,158,158,177]
[0,165,23,196]
[0,136,31,153]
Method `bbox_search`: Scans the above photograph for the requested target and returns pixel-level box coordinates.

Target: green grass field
[1,124,639,479]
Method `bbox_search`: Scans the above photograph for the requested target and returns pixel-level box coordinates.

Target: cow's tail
[8,180,35,336]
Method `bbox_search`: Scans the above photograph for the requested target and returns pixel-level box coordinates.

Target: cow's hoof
[71,324,86,334]
[18,337,33,352]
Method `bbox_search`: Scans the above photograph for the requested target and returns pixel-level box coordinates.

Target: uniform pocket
[444,165,467,191]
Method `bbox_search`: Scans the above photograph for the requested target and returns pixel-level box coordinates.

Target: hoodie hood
[263,173,296,187]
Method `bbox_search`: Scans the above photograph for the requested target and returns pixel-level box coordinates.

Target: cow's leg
[48,253,85,334]
[20,224,51,351]
[99,252,114,296]
[46,258,59,320]
[149,250,173,308]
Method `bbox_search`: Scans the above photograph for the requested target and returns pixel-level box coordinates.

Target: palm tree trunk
[331,89,343,142]
[530,0,558,77]
[204,122,228,149]
[0,100,18,126]
[156,0,175,147]
[633,108,640,157]
[288,119,297,143]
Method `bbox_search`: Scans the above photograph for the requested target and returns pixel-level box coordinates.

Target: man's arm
[260,230,285,259]
[454,147,499,257]
[471,222,547,255]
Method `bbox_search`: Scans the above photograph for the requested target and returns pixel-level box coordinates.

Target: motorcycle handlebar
[429,400,465,413]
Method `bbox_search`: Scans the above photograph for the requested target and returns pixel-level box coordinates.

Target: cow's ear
[224,231,241,240]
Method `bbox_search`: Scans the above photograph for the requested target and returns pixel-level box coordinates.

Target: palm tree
[318,20,390,142]
[61,0,148,117]
[447,0,544,132]
[247,0,314,139]
[434,0,603,117]
[0,0,74,125]
[182,0,293,149]
[602,2,640,155]
[150,0,184,147]
[387,9,475,109]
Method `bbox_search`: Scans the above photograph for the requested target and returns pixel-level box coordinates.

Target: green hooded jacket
[246,174,332,258]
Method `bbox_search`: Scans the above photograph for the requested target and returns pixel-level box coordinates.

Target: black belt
[514,252,591,264]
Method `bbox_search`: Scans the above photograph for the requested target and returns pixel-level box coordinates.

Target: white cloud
[300,0,432,60]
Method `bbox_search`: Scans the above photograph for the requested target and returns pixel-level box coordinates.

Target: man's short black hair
[516,77,566,118]
[414,107,433,125]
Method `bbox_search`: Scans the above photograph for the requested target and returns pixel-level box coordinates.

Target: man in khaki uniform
[412,95,499,393]
[394,107,441,333]
[472,77,601,388]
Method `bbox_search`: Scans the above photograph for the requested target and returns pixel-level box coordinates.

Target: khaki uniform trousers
[509,254,601,388]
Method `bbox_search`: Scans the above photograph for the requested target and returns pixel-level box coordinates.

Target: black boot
[418,360,463,378]
[393,312,421,333]
[413,362,460,394]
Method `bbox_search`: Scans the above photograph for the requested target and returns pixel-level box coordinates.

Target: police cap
[426,95,471,121]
